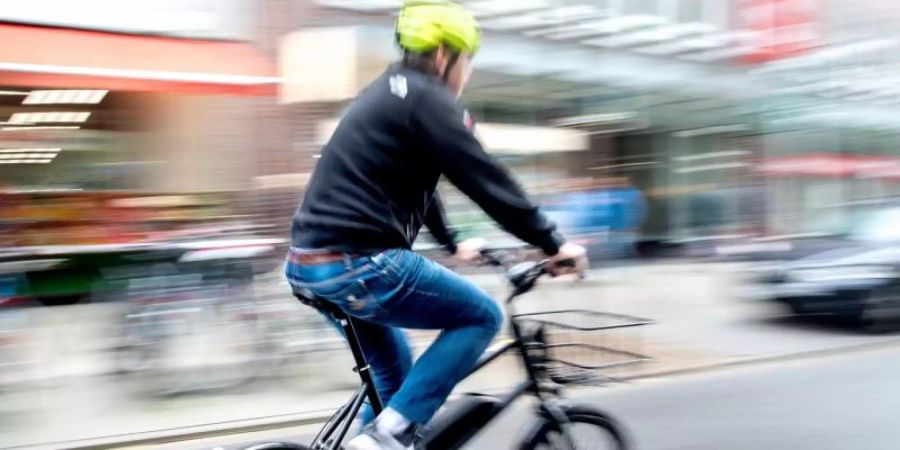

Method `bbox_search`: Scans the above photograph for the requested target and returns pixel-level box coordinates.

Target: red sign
[735,0,822,64]
[757,154,900,179]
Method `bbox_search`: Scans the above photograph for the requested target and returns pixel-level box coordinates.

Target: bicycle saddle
[292,288,347,318]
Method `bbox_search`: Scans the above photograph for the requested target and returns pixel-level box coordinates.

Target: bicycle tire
[518,404,630,450]
[241,442,311,450]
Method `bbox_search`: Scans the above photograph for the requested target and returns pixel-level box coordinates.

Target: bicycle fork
[540,400,578,450]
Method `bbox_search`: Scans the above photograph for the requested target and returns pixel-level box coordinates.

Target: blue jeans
[284,248,503,425]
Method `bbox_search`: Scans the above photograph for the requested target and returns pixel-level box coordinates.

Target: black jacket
[291,65,564,255]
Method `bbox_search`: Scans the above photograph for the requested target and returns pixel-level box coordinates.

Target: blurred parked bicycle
[111,257,351,397]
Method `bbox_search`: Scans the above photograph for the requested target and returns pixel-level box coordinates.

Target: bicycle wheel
[519,404,629,450]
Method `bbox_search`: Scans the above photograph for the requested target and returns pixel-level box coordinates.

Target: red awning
[0,23,278,95]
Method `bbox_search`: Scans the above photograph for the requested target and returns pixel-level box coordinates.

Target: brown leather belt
[288,250,356,265]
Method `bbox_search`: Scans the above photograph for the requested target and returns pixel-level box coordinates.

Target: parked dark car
[744,205,900,331]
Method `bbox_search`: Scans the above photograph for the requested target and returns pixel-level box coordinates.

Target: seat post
[334,309,384,415]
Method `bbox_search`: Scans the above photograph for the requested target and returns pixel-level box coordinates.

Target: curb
[9,412,336,450]
[621,335,900,382]
[18,336,900,450]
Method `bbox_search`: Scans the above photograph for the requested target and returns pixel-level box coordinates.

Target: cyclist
[286,1,587,449]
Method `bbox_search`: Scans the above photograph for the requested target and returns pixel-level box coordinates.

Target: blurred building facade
[261,0,900,244]
[4,0,900,245]
[0,1,276,245]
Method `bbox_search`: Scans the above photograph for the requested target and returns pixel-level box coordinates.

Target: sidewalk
[4,261,899,449]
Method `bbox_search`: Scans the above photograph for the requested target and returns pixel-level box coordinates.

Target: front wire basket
[513,309,653,386]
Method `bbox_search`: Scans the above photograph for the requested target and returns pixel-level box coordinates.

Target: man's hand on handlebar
[454,237,487,263]
[547,242,589,278]
[476,244,586,295]
[478,242,587,276]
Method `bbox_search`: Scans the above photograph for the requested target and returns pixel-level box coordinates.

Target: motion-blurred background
[4,1,900,448]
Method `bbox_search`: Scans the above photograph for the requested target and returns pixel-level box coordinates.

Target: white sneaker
[344,424,416,450]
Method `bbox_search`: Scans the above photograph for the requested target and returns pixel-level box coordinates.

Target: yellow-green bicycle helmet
[396,1,481,55]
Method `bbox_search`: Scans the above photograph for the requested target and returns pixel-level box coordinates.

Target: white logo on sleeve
[389,74,408,99]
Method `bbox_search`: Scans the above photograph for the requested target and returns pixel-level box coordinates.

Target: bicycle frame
[308,287,573,450]
[308,313,383,450]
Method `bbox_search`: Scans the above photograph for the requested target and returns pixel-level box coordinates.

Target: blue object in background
[542,186,645,259]
[548,187,645,234]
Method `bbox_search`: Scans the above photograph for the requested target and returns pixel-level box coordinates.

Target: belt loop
[343,253,353,270]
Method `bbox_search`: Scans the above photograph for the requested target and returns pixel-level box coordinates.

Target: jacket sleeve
[411,89,564,255]
[423,191,458,255]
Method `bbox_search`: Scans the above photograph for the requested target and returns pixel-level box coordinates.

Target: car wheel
[860,283,900,333]
[786,298,809,315]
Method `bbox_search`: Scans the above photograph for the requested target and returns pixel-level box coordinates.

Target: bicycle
[245,249,651,450]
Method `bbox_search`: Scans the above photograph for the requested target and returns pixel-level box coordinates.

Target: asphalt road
[182,343,900,450]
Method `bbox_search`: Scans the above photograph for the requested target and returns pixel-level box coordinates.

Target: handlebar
[479,248,581,299]
[479,248,577,271]
[477,248,519,269]
[414,245,582,299]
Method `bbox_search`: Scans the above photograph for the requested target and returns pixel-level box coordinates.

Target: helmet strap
[402,50,440,77]
[441,51,460,83]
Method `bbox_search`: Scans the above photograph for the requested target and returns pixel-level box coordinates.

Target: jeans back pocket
[315,278,387,320]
